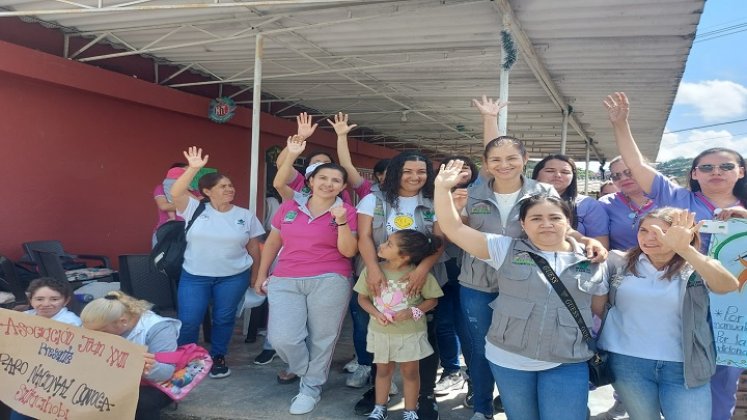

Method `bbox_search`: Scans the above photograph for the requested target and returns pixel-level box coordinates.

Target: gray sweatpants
[267,273,351,399]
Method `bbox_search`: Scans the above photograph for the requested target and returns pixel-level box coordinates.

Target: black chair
[0,255,30,309]
[23,240,111,269]
[118,254,210,342]
[32,250,117,284]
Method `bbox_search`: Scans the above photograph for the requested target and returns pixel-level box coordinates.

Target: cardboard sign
[0,308,144,419]
[709,218,747,368]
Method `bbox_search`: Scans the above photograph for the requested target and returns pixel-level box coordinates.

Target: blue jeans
[436,263,471,373]
[349,290,373,366]
[489,361,589,420]
[711,365,743,420]
[460,286,498,416]
[9,411,33,420]
[611,353,711,420]
[177,269,249,357]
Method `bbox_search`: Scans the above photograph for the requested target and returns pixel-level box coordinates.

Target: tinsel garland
[501,29,517,71]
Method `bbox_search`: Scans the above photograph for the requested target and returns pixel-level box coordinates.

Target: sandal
[277,369,300,384]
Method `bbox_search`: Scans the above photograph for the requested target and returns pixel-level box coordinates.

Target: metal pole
[560,109,568,155]
[584,141,590,194]
[498,23,510,136]
[249,34,263,215]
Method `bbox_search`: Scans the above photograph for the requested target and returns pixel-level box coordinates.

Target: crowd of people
[128,91,744,420]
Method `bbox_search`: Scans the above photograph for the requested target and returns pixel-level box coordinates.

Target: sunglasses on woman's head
[695,163,737,173]
[609,169,633,181]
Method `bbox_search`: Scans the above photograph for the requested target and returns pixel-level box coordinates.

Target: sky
[657,0,747,162]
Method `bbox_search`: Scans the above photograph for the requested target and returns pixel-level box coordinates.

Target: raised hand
[603,92,630,124]
[715,206,747,221]
[650,210,701,254]
[330,205,347,225]
[286,135,306,157]
[472,95,508,117]
[296,112,319,140]
[326,112,358,136]
[183,146,209,169]
[435,159,466,190]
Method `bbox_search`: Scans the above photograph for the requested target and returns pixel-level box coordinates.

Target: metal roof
[0,0,704,164]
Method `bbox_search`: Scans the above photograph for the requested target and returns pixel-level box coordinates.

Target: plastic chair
[23,240,111,269]
[33,250,117,284]
[0,255,30,308]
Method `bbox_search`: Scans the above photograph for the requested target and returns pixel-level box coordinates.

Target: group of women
[28,91,741,420]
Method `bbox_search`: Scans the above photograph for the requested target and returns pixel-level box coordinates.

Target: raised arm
[472,95,508,147]
[603,92,657,194]
[273,136,305,202]
[434,160,489,260]
[328,112,363,188]
[171,146,208,213]
[651,210,739,294]
[275,112,319,182]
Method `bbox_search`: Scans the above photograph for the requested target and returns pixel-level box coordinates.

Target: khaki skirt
[367,329,433,364]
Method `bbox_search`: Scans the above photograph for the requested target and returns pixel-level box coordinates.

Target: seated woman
[599,208,738,419]
[434,160,608,420]
[80,291,181,420]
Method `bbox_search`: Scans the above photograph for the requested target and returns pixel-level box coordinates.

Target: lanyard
[616,193,654,226]
[694,192,742,217]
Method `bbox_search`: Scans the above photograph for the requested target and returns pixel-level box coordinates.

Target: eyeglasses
[695,163,737,173]
[610,169,633,181]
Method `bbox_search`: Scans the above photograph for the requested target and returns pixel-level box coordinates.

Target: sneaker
[469,414,493,420]
[492,396,504,414]
[403,410,420,420]
[344,355,360,373]
[289,393,319,415]
[463,380,473,408]
[253,349,277,365]
[594,400,629,420]
[416,394,439,420]
[433,370,465,395]
[367,405,388,420]
[209,355,231,379]
[347,365,372,388]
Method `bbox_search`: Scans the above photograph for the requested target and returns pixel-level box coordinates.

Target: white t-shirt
[25,307,82,326]
[179,197,265,277]
[483,235,608,371]
[598,254,685,362]
[357,194,436,234]
[494,190,522,227]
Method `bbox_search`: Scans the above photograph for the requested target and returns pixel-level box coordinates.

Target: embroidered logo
[687,275,704,288]
[283,211,298,223]
[236,219,245,226]
[423,210,435,222]
[471,204,491,215]
[511,251,534,266]
[575,261,592,274]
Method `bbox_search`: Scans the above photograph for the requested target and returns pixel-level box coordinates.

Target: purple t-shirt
[575,194,609,238]
[598,192,658,251]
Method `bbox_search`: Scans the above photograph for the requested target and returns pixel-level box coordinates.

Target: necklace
[617,193,654,228]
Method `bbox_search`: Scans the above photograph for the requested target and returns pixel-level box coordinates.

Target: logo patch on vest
[423,210,435,222]
[283,211,298,223]
[511,251,534,266]
[687,275,704,288]
[471,204,492,215]
[575,261,591,274]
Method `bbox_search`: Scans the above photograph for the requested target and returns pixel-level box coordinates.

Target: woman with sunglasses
[605,91,747,420]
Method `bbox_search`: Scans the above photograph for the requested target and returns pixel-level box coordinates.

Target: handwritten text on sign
[0,308,144,420]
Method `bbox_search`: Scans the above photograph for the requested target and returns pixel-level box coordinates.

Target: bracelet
[411,307,424,321]
[336,221,348,226]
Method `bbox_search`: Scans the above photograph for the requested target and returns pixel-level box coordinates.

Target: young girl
[355,230,444,420]
[11,278,81,420]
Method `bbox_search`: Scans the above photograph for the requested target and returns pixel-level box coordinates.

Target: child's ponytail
[393,229,443,266]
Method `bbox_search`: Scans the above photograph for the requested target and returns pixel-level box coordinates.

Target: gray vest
[606,263,716,388]
[486,238,607,363]
[458,175,556,292]
[355,190,447,285]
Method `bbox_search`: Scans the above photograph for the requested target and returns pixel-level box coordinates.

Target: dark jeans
[350,290,374,366]
[135,386,172,420]
[436,258,471,373]
[460,286,499,416]
[419,310,440,396]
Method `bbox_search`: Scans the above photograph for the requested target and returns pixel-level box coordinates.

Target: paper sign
[0,308,145,419]
[708,218,747,368]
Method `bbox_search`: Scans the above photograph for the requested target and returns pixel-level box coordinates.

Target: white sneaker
[344,356,359,373]
[347,365,372,388]
[289,393,320,415]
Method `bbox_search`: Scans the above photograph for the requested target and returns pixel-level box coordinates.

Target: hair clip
[104,294,118,300]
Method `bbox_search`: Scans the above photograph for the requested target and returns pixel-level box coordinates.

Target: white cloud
[674,80,747,121]
[657,129,747,161]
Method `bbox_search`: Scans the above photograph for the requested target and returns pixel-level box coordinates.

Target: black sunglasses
[695,163,737,173]
[609,169,633,181]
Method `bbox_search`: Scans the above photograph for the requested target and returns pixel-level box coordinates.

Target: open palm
[435,159,466,190]
[183,146,209,168]
[603,92,630,124]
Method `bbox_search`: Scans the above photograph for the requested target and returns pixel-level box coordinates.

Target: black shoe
[463,380,473,408]
[416,394,439,420]
[253,349,277,365]
[492,395,504,414]
[244,334,257,343]
[355,387,376,416]
[209,355,231,379]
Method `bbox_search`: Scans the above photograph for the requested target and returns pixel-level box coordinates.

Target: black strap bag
[151,201,206,281]
[527,252,614,387]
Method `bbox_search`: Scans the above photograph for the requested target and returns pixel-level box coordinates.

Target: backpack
[150,201,206,281]
[145,343,212,401]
